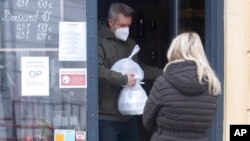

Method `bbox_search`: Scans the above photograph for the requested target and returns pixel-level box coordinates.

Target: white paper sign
[21,57,49,96]
[59,68,87,88]
[59,22,87,61]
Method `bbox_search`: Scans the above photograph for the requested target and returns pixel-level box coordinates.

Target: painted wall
[224,0,250,141]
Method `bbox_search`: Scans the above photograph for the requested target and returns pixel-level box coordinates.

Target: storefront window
[178,0,205,42]
[0,0,87,140]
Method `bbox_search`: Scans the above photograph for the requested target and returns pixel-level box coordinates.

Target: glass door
[0,0,88,140]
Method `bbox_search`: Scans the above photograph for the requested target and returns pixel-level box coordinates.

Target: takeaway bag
[118,83,148,115]
[111,45,147,115]
[111,45,144,81]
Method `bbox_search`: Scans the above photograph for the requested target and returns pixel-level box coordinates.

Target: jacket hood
[164,61,208,95]
[98,21,117,40]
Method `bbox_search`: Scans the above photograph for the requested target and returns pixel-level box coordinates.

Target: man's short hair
[108,3,134,20]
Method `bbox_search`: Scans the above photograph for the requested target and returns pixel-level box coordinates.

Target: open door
[98,0,224,141]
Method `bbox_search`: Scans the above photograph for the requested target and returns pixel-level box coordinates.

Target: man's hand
[126,73,136,86]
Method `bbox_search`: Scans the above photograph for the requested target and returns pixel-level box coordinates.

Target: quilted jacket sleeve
[143,76,164,131]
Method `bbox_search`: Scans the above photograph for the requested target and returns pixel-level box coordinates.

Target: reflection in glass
[0,0,87,140]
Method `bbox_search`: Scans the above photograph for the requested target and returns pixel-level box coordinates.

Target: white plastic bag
[118,83,148,115]
[111,45,144,81]
[111,45,148,115]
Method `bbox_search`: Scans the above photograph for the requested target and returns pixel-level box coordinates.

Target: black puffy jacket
[143,61,217,141]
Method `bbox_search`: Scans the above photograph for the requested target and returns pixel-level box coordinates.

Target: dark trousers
[99,117,139,141]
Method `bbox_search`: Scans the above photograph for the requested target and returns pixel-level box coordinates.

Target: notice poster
[21,57,49,96]
[59,22,87,61]
[54,129,75,141]
[59,68,87,88]
[76,131,86,141]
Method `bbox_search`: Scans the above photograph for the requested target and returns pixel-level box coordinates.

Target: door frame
[87,0,98,141]
[205,0,224,141]
[86,0,224,141]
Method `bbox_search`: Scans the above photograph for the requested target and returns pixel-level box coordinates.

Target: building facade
[224,0,250,141]
[0,0,249,141]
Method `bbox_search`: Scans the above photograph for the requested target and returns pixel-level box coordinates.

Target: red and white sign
[59,68,87,88]
[76,131,86,141]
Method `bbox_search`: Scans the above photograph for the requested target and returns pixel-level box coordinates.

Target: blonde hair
[164,32,221,96]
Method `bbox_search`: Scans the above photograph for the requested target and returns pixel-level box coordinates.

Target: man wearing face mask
[98,3,162,141]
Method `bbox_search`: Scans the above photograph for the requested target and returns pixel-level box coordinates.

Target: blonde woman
[143,32,221,141]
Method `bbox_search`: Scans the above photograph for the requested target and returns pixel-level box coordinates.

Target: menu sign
[1,0,60,48]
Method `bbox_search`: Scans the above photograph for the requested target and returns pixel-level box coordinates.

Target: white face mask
[115,27,129,41]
